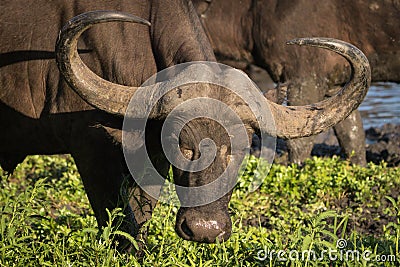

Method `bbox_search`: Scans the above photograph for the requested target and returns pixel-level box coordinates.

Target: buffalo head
[56,11,370,243]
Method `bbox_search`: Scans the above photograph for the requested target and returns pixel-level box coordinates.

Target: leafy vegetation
[1,155,399,266]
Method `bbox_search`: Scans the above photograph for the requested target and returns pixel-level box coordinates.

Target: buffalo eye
[182,149,194,160]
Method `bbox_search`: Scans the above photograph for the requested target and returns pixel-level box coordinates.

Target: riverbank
[262,123,400,166]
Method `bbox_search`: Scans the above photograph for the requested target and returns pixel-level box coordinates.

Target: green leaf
[113,230,139,251]
[301,235,313,252]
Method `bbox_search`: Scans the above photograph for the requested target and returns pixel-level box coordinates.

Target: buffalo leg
[128,121,170,249]
[72,151,139,241]
[333,110,367,166]
[287,78,366,165]
[71,127,143,251]
[128,152,169,250]
[286,80,323,164]
[287,137,315,164]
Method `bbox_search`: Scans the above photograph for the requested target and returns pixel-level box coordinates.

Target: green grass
[1,155,399,266]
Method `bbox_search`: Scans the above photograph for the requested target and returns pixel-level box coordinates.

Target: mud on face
[165,117,250,242]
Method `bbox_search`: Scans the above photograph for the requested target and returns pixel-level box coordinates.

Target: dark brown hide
[193,0,399,165]
[1,0,371,251]
[58,22,371,247]
[0,0,219,250]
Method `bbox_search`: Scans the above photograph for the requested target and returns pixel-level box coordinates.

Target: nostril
[176,209,232,243]
[181,219,194,237]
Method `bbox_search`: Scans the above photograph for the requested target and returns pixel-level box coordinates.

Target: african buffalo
[193,0,399,165]
[1,0,370,250]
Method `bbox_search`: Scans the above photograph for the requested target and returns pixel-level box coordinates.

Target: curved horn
[56,11,151,116]
[259,38,371,139]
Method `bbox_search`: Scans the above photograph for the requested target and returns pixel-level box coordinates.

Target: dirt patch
[329,186,399,237]
[242,187,400,237]
[365,124,400,166]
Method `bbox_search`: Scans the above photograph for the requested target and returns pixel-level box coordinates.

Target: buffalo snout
[175,206,232,243]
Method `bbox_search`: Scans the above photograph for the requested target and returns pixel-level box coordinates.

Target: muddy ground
[255,123,400,167]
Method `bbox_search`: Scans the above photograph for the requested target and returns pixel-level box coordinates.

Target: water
[359,82,400,129]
